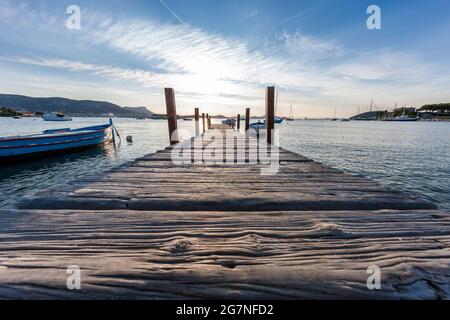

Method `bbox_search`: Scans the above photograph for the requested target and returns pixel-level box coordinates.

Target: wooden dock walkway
[0,126,449,299]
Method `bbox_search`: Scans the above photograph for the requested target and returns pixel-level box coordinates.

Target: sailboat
[331,107,338,121]
[353,100,378,121]
[273,90,284,124]
[286,105,295,121]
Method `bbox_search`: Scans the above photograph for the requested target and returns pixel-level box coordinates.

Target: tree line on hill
[0,94,157,118]
[419,103,450,112]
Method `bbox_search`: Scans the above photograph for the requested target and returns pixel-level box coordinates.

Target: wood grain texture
[0,209,449,299]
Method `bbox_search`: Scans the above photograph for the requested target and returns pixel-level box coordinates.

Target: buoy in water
[126,135,133,143]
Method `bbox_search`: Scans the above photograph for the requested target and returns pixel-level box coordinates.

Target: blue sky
[1,0,450,117]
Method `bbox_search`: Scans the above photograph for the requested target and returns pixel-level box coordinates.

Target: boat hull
[382,118,419,122]
[0,124,112,162]
[221,119,236,126]
[43,118,73,121]
[274,117,284,124]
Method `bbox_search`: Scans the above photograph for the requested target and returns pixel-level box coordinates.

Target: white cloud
[279,11,303,25]
[85,19,321,95]
[1,56,165,85]
[277,29,343,60]
[246,9,259,18]
[331,51,432,82]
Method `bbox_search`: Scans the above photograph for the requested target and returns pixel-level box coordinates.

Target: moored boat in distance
[286,105,295,121]
[221,118,236,126]
[42,112,72,121]
[249,120,266,129]
[0,121,114,162]
[382,115,419,122]
[274,116,284,124]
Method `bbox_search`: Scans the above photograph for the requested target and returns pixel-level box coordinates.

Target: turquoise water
[0,117,449,210]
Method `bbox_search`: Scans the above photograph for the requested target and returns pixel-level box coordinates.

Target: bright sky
[1,0,450,117]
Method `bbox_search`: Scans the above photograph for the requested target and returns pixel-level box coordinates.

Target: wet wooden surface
[0,129,448,299]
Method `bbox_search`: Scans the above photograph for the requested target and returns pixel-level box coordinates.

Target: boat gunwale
[0,125,111,143]
[0,133,108,150]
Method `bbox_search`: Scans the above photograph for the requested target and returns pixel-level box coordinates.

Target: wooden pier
[0,88,449,299]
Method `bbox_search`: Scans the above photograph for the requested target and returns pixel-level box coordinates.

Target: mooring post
[206,113,209,130]
[202,113,206,134]
[245,108,250,132]
[265,86,275,144]
[237,114,240,131]
[194,108,200,136]
[207,115,211,130]
[164,88,179,145]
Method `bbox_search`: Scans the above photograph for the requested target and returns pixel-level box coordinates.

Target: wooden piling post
[265,87,275,144]
[164,88,179,145]
[207,115,211,130]
[194,108,200,136]
[245,108,250,132]
[202,113,206,134]
[206,113,209,130]
[237,114,240,131]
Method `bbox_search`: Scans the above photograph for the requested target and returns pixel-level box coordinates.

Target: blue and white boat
[249,117,283,129]
[221,118,236,126]
[42,112,73,121]
[0,121,114,162]
[274,116,284,124]
[249,120,266,129]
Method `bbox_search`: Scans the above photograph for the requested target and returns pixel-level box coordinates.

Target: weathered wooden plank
[18,192,436,211]
[0,209,449,299]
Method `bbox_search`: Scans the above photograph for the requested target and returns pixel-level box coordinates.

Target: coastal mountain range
[0,94,155,118]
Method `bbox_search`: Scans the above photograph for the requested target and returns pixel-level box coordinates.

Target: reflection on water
[0,145,117,207]
[0,117,172,208]
[279,120,450,210]
[0,117,449,211]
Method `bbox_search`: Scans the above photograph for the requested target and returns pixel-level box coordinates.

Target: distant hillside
[0,94,154,118]
[350,111,382,120]
[123,106,154,117]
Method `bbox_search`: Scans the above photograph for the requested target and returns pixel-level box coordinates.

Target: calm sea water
[0,117,449,210]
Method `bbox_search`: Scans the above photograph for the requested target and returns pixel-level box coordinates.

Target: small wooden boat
[0,121,114,162]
